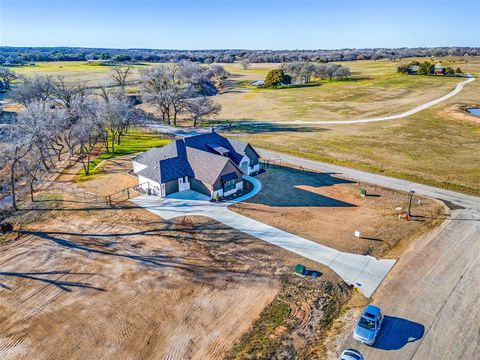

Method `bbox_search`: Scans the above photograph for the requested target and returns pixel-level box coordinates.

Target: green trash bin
[360,188,367,197]
[294,264,306,276]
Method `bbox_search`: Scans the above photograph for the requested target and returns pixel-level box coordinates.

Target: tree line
[264,62,351,87]
[1,46,478,65]
[140,62,226,126]
[397,60,464,76]
[0,63,226,209]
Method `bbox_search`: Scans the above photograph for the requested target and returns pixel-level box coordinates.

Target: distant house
[251,80,265,86]
[434,64,445,75]
[408,65,419,74]
[132,132,261,199]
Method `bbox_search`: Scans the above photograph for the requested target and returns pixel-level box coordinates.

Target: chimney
[211,126,215,133]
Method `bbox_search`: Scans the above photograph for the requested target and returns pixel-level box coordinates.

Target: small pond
[467,108,480,117]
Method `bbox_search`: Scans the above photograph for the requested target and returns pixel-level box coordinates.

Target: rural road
[241,76,476,126]
[259,149,480,360]
[132,178,396,298]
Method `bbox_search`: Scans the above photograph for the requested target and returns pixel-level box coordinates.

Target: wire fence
[107,182,149,206]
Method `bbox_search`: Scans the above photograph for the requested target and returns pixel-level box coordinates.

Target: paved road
[131,176,396,298]
[258,149,480,360]
[243,77,475,126]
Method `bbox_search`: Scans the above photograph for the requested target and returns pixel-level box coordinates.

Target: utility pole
[408,190,415,217]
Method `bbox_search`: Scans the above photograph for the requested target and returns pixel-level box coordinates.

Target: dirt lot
[0,158,349,359]
[231,165,447,258]
[76,156,139,196]
[0,157,448,359]
[0,206,283,360]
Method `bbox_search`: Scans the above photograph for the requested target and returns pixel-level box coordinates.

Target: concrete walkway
[132,176,396,298]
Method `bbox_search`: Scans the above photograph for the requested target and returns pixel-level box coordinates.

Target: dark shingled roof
[221,172,238,182]
[134,133,255,185]
[186,147,230,185]
[184,132,252,165]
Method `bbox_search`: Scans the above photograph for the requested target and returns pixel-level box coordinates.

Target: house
[434,64,445,75]
[251,80,265,86]
[132,132,261,199]
[408,65,419,74]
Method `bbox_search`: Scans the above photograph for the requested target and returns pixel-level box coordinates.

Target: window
[224,179,236,192]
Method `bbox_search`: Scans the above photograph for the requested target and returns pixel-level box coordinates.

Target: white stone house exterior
[132,132,261,199]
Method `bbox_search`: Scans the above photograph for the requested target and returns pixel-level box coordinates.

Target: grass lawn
[76,129,170,181]
[9,61,152,86]
[226,101,480,195]
[218,56,480,196]
[7,57,479,195]
[215,61,464,122]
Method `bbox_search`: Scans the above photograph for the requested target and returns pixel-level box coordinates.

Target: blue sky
[1,0,479,49]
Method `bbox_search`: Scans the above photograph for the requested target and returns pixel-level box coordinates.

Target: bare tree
[10,76,53,106]
[72,100,102,175]
[334,66,351,80]
[206,64,229,90]
[0,67,18,90]
[0,104,45,210]
[19,151,47,202]
[111,65,132,90]
[50,76,87,109]
[186,97,221,127]
[141,63,225,126]
[241,59,251,70]
[97,93,132,152]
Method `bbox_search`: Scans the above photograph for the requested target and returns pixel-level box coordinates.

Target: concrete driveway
[132,176,396,298]
[258,149,480,360]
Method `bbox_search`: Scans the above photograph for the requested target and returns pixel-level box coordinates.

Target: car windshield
[344,351,361,360]
[358,317,376,331]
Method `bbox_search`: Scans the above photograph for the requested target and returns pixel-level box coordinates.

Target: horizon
[1,0,479,49]
[1,45,479,51]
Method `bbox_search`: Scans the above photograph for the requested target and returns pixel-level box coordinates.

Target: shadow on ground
[17,223,272,286]
[243,165,356,208]
[209,120,330,134]
[0,271,105,292]
[374,315,425,350]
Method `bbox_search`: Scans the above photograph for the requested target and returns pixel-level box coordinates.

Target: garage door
[165,179,179,195]
[190,178,211,196]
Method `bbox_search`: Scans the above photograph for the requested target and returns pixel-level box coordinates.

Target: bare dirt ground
[0,158,349,360]
[0,156,449,359]
[231,165,447,258]
[0,207,281,360]
[76,156,139,196]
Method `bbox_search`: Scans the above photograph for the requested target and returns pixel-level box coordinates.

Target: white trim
[235,181,244,191]
[132,161,148,173]
[138,175,161,196]
[178,176,190,192]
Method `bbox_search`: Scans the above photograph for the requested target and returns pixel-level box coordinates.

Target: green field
[10,61,150,87]
[215,59,466,122]
[6,57,480,195]
[221,57,480,195]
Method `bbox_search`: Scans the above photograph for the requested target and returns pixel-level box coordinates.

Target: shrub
[264,69,290,88]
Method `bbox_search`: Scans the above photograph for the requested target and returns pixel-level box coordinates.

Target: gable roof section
[137,164,161,184]
[135,140,194,184]
[186,147,230,185]
[229,138,260,160]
